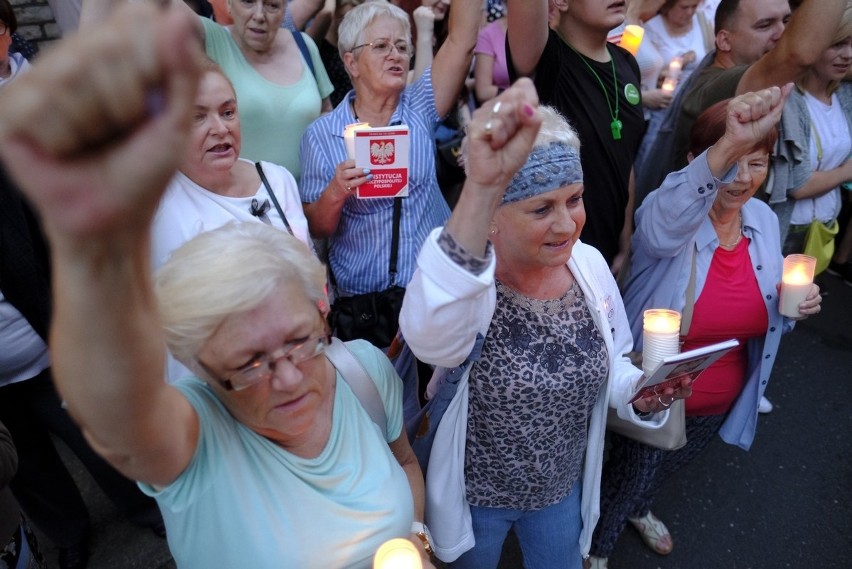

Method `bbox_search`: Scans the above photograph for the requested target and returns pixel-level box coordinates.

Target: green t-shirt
[202,19,334,181]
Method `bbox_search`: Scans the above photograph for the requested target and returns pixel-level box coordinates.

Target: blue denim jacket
[623,152,795,450]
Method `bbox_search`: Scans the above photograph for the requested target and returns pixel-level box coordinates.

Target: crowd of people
[0,0,846,568]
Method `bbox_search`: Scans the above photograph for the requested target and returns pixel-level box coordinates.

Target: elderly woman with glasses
[0,4,434,568]
[299,0,479,346]
[85,0,335,181]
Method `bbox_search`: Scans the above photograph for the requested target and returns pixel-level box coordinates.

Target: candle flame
[783,264,812,285]
[373,539,421,569]
[643,309,681,334]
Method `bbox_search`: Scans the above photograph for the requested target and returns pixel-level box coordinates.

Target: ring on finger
[657,395,673,408]
[484,119,494,138]
[491,101,502,115]
[345,184,352,193]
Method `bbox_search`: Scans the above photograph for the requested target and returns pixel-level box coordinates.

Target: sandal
[628,511,673,555]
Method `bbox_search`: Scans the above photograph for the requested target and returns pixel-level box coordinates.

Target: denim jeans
[449,480,583,569]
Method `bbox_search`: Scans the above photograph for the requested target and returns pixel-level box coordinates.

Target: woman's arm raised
[0,2,203,487]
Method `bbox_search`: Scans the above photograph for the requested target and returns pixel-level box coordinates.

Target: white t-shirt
[151,159,313,382]
[790,92,850,225]
[644,14,708,90]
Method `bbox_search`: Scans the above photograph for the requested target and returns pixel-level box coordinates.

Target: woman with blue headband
[398,80,691,568]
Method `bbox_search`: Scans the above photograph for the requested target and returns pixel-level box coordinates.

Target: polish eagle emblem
[370,140,395,165]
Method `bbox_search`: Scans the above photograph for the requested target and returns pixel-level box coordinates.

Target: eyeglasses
[351,38,411,57]
[236,0,284,15]
[199,333,330,391]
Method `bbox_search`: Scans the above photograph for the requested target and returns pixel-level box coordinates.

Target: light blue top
[141,341,413,569]
[201,18,333,181]
[299,68,451,295]
[622,152,795,450]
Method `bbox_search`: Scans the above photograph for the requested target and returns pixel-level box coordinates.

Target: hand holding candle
[661,57,683,93]
[779,254,817,317]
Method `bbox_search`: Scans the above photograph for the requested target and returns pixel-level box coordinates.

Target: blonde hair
[154,223,328,372]
[799,2,852,95]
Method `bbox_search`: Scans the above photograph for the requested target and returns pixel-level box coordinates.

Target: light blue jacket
[623,152,795,450]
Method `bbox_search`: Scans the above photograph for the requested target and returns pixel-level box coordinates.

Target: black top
[508,30,644,264]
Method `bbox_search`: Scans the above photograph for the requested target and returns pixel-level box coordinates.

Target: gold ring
[345,185,352,192]
[491,101,502,115]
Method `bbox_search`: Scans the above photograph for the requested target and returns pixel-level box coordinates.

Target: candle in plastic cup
[643,309,681,334]
[661,57,682,92]
[619,24,644,56]
[343,122,370,160]
[779,254,816,317]
[373,538,422,569]
[642,309,681,375]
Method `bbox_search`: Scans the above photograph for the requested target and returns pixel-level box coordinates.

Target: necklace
[714,213,744,249]
[562,40,622,140]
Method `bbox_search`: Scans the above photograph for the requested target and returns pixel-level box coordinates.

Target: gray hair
[154,222,328,372]
[338,1,411,59]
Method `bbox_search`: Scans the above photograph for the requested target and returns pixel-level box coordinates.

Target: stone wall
[10,0,60,51]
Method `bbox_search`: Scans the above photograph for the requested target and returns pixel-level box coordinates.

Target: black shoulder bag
[329,197,405,349]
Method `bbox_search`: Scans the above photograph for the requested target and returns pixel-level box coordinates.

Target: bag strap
[325,337,388,432]
[255,162,294,235]
[291,29,315,77]
[389,197,402,285]
[680,245,698,339]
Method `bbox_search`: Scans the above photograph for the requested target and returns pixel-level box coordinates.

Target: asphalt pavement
[44,271,852,569]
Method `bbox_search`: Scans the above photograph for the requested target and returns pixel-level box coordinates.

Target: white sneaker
[758,395,773,414]
[585,556,608,569]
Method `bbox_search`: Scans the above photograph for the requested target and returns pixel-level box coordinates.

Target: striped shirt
[299,67,451,295]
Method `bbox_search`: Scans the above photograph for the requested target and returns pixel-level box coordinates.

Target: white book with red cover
[353,125,410,199]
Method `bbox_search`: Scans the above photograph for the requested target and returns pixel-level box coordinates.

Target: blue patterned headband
[501,142,583,205]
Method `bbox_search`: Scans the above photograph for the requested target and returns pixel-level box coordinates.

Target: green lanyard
[562,39,622,140]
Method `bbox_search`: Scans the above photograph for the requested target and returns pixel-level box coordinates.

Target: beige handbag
[605,251,696,450]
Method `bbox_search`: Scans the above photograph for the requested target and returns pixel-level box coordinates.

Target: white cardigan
[400,228,666,560]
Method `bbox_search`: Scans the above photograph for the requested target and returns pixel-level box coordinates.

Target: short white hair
[338,1,411,59]
[154,222,327,371]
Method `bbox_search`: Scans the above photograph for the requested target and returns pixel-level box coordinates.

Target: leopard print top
[464,279,609,510]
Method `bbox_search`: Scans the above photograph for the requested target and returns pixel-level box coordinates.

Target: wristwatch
[410,521,434,556]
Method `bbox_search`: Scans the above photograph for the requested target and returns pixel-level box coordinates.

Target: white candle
[779,254,816,317]
[373,538,422,569]
[661,57,683,93]
[343,122,370,160]
[619,25,644,56]
[642,309,681,375]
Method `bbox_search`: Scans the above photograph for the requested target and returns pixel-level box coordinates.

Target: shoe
[584,555,609,569]
[758,395,773,414]
[58,541,89,569]
[628,511,673,555]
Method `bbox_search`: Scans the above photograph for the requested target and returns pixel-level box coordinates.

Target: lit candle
[661,57,683,93]
[779,254,816,317]
[373,539,422,569]
[343,122,371,160]
[619,24,645,56]
[642,309,681,376]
